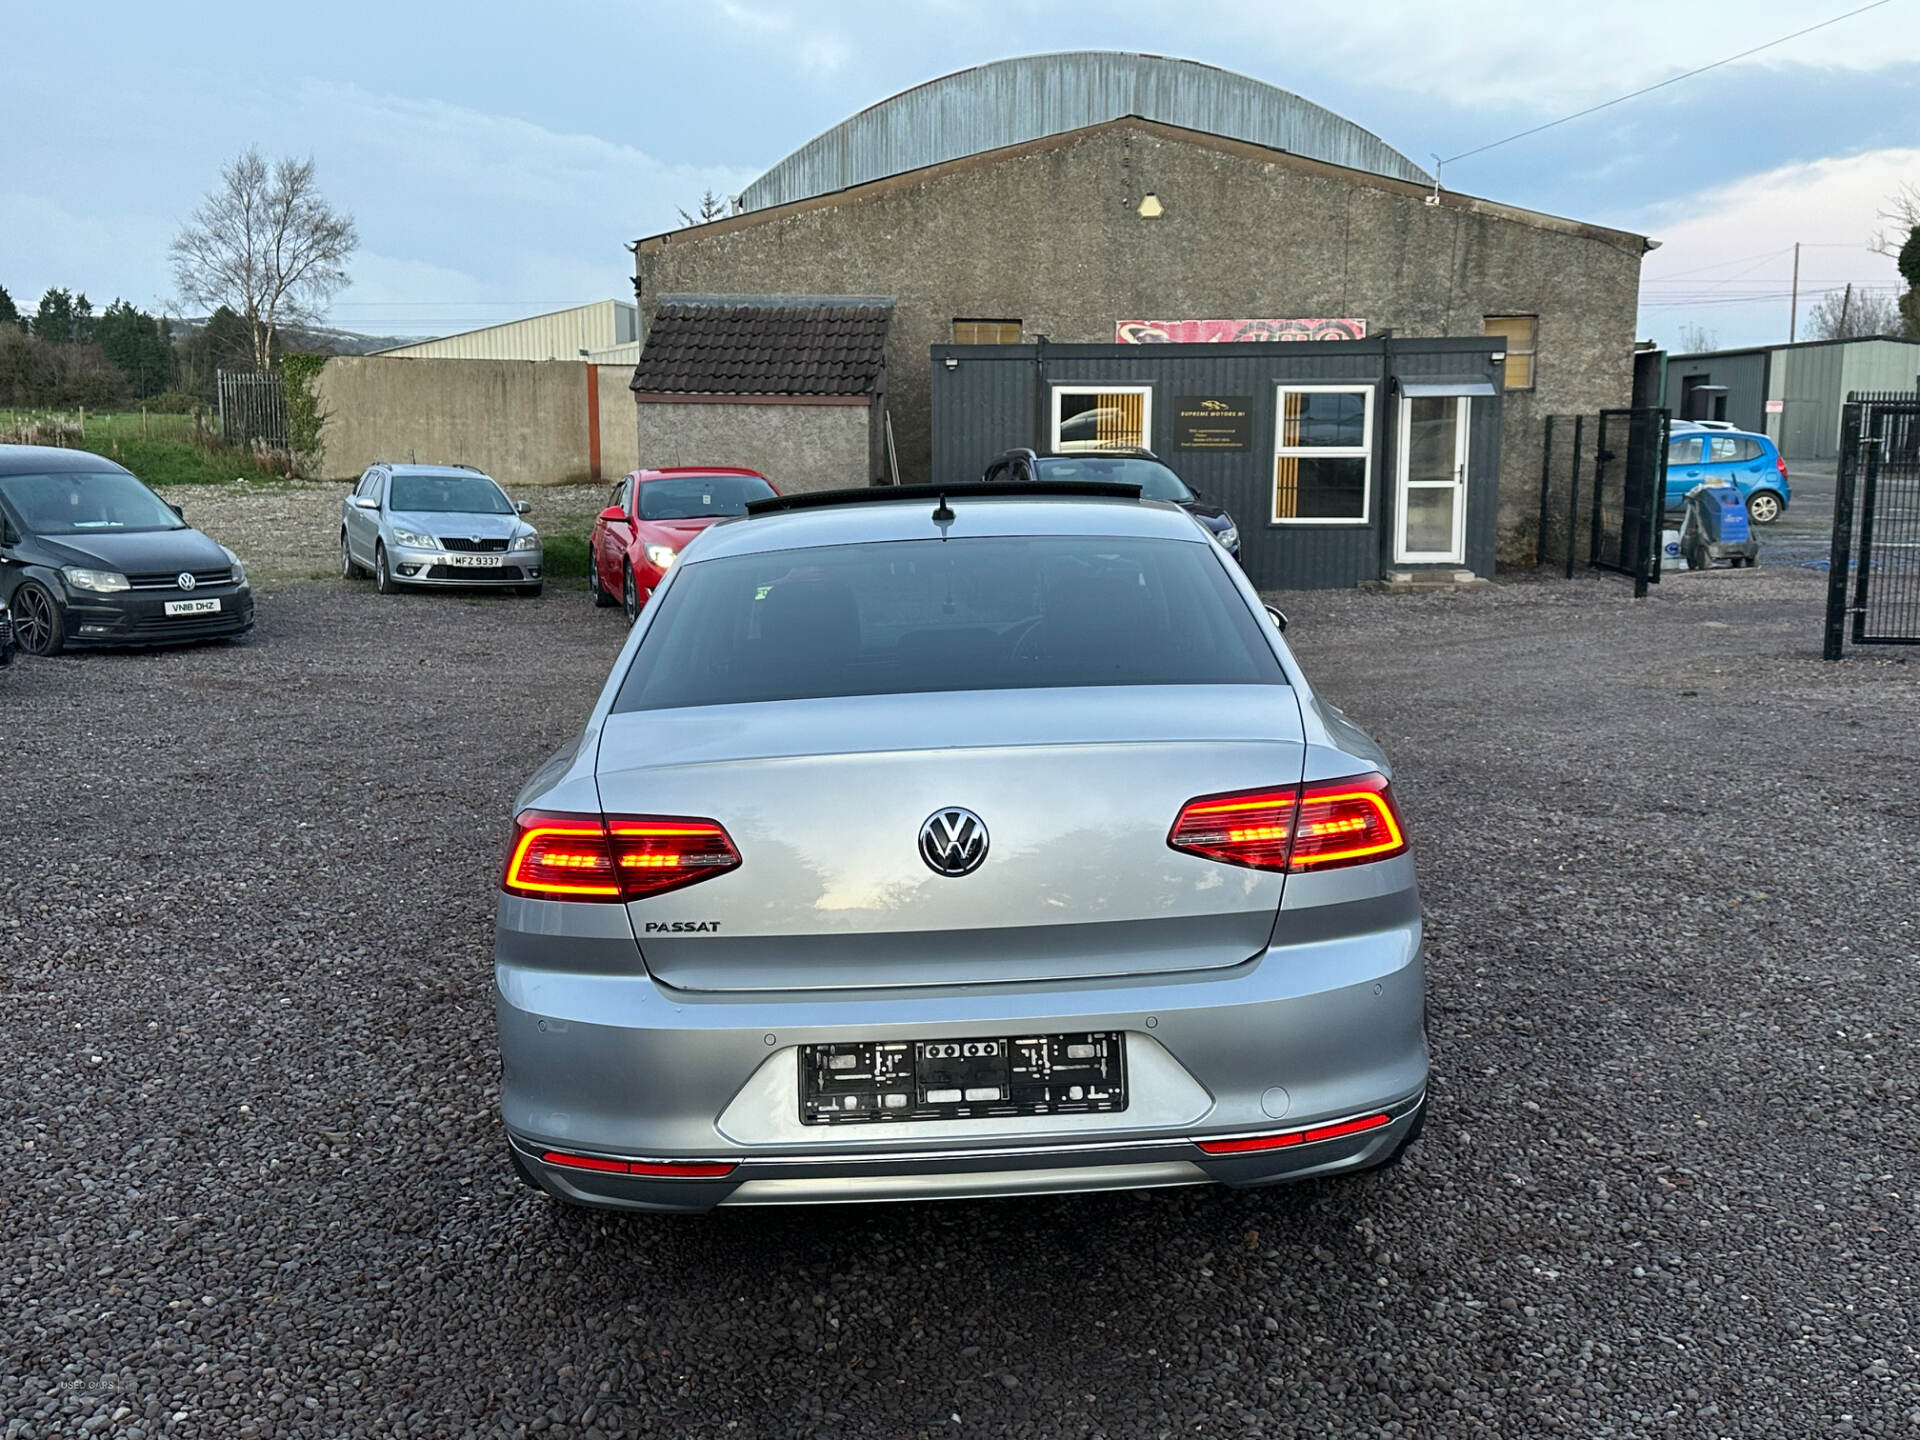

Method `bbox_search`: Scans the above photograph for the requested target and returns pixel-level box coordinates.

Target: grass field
[538,532,593,588]
[0,408,287,488]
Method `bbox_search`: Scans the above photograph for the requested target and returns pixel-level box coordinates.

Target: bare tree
[677,189,729,226]
[1871,181,1920,257]
[1803,285,1902,340]
[171,150,357,370]
[1674,323,1717,354]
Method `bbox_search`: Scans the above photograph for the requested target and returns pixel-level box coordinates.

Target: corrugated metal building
[931,337,1504,589]
[376,300,637,361]
[1665,335,1920,460]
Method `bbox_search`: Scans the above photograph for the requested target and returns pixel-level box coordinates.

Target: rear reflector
[504,810,741,901]
[1195,1112,1393,1155]
[540,1150,737,1179]
[1168,772,1406,873]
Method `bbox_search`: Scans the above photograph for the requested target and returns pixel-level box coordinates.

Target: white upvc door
[1394,395,1470,564]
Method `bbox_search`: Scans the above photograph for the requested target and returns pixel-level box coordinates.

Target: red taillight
[503,810,740,901]
[1167,772,1406,873]
[1776,453,1789,483]
[1165,788,1297,869]
[540,1150,736,1179]
[1195,1112,1393,1155]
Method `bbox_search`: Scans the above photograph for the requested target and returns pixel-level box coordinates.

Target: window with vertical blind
[1051,386,1153,452]
[1484,316,1536,390]
[1272,386,1373,524]
[952,319,1023,344]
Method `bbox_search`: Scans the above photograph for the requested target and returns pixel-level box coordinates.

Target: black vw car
[982,448,1240,560]
[0,445,254,655]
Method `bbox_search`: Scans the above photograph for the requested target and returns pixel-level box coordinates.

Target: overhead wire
[1436,0,1894,171]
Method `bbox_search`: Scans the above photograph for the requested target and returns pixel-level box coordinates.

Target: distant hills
[166,316,427,356]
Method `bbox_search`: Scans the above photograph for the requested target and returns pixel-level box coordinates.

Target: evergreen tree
[96,299,174,397]
[0,284,21,331]
[32,287,75,343]
[175,305,256,398]
[1898,226,1920,336]
[72,293,95,345]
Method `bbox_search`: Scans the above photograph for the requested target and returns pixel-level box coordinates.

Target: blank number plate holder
[800,1032,1126,1125]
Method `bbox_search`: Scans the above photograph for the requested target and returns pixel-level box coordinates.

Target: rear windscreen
[613,535,1285,711]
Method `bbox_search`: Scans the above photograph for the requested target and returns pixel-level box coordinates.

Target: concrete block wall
[634,401,872,493]
[315,357,638,487]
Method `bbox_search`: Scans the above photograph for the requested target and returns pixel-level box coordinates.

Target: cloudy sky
[4,0,1915,351]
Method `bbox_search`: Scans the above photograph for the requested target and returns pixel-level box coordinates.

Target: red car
[590,467,779,620]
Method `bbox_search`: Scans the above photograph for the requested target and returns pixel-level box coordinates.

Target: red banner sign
[1116,318,1367,344]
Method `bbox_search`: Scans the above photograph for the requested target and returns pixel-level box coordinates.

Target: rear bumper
[511,1091,1425,1211]
[495,874,1428,1212]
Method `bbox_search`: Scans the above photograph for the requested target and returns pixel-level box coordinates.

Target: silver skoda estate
[495,481,1426,1211]
[341,462,543,597]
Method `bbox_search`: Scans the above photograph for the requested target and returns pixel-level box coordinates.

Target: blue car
[1665,426,1790,524]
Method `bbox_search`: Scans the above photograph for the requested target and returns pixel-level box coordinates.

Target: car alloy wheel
[375,543,396,595]
[623,564,640,624]
[1747,492,1782,524]
[12,581,65,656]
[341,531,358,579]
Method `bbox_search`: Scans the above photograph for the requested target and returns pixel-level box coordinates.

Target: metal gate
[216,369,288,450]
[1825,392,1920,658]
[1537,406,1669,596]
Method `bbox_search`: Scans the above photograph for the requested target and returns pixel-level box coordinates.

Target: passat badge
[919,808,988,877]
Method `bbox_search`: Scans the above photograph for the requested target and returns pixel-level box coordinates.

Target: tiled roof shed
[632,295,893,397]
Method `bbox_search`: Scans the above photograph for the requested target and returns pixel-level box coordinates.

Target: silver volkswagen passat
[340,462,543,597]
[495,482,1427,1211]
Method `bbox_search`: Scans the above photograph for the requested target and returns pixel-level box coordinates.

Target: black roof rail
[744,480,1143,517]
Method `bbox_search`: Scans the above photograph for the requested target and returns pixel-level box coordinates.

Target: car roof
[0,444,134,477]
[1671,425,1772,442]
[631,466,769,482]
[689,491,1199,563]
[386,463,496,479]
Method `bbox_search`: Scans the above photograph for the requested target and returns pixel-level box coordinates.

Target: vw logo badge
[177,572,197,591]
[919,808,988,878]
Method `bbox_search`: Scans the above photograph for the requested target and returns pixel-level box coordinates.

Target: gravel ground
[155,480,612,584]
[3,561,1916,1439]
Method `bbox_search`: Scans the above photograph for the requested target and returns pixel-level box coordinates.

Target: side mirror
[515,500,532,515]
[598,506,627,524]
[1264,604,1289,634]
[351,495,380,510]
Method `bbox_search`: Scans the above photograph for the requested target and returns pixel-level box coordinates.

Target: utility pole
[1840,282,1853,336]
[1789,242,1800,342]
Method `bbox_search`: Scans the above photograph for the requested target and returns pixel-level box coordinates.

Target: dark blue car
[1665,426,1790,524]
[983,449,1241,559]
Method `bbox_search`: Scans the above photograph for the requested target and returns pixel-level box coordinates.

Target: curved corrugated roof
[737,51,1431,212]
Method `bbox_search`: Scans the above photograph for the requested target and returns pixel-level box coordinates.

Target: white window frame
[1049,384,1154,453]
[1271,384,1374,526]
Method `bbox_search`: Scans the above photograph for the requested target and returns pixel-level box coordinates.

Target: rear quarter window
[614,534,1285,711]
[1709,437,1765,463]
